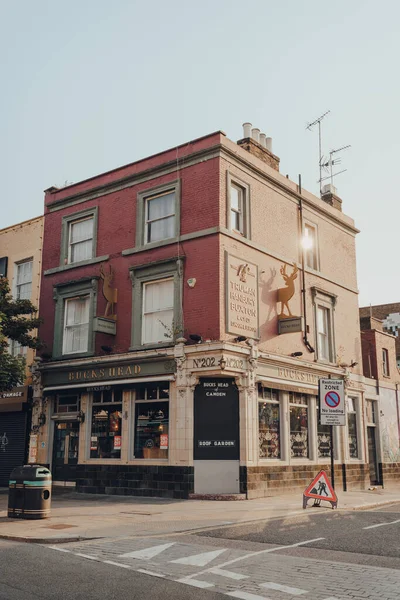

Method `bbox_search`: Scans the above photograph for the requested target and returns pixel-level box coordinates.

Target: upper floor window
[226,173,250,238]
[61,208,98,267]
[145,191,176,244]
[15,260,33,300]
[382,348,390,376]
[317,306,331,361]
[68,217,94,263]
[63,296,90,355]
[303,223,318,270]
[142,278,174,345]
[136,181,180,249]
[312,287,336,364]
[10,340,27,358]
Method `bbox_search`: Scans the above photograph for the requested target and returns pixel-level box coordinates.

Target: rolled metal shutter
[0,412,28,486]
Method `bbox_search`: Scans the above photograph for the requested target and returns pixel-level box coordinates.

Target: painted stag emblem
[100,263,118,320]
[277,263,298,318]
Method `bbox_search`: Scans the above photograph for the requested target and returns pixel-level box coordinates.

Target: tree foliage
[0,277,42,392]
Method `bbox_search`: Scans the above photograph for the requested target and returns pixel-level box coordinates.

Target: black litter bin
[8,465,52,519]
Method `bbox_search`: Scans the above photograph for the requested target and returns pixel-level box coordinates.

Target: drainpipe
[298,175,315,354]
[396,383,400,447]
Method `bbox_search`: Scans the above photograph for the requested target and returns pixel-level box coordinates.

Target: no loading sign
[319,378,346,426]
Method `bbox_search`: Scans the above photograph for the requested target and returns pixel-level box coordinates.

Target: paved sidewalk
[0,485,399,543]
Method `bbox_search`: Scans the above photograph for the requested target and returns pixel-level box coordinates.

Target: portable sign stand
[303,378,345,509]
[303,470,338,509]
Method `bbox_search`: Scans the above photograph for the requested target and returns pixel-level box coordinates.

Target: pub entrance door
[52,421,79,482]
[194,378,240,494]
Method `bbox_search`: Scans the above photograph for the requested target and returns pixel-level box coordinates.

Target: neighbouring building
[360,303,400,368]
[0,216,43,485]
[360,315,400,485]
[32,124,368,499]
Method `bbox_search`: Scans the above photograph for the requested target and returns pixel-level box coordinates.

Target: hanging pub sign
[194,378,239,461]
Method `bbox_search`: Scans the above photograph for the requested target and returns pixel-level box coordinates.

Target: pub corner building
[29,124,375,499]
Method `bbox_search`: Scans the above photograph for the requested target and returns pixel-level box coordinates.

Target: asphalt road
[198,502,400,568]
[0,540,224,600]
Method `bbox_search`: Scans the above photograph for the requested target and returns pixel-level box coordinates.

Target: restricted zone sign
[319,378,345,426]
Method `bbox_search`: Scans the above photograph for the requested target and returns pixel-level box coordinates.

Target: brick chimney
[321,183,342,212]
[237,123,280,172]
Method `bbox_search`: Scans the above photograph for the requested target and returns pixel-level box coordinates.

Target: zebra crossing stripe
[210,568,248,580]
[177,578,214,589]
[260,582,307,595]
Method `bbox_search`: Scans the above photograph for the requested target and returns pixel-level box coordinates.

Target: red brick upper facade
[39,129,362,372]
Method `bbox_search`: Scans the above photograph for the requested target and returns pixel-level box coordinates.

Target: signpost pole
[330,425,335,490]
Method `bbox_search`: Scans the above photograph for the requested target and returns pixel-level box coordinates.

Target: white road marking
[322,597,340,600]
[75,553,99,561]
[260,581,307,595]
[210,568,248,580]
[227,592,272,600]
[119,542,175,559]
[177,578,215,589]
[172,548,226,566]
[103,560,132,569]
[49,547,71,553]
[183,537,325,581]
[363,518,400,530]
[137,569,166,578]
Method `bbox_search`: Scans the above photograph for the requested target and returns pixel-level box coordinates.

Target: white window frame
[15,259,33,301]
[289,392,310,459]
[67,216,94,264]
[144,190,176,245]
[226,172,250,238]
[142,278,174,345]
[303,221,319,271]
[382,348,390,376]
[312,287,337,364]
[62,295,90,355]
[10,340,28,358]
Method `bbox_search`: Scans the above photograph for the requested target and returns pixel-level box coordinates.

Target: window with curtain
[258,387,280,459]
[230,184,244,234]
[317,405,331,458]
[317,305,331,361]
[145,191,175,244]
[142,279,174,344]
[16,260,33,300]
[63,296,90,354]
[10,340,27,358]
[290,392,309,458]
[68,217,94,263]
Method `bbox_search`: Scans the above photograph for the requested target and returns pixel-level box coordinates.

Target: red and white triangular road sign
[303,470,337,508]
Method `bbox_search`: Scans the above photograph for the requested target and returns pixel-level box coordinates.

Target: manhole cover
[44,524,78,530]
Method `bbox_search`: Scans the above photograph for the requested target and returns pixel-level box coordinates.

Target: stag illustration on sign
[100,263,118,319]
[277,263,298,318]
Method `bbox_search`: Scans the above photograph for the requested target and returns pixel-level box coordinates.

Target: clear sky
[1,0,398,307]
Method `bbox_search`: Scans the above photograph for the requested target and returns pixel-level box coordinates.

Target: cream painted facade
[0,216,43,379]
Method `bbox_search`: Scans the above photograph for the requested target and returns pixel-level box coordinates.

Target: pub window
[55,394,80,414]
[134,383,169,459]
[258,386,281,459]
[347,397,359,459]
[316,405,331,459]
[90,389,122,459]
[289,392,309,458]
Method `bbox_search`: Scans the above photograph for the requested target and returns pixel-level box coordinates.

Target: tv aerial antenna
[306,110,330,195]
[320,144,351,188]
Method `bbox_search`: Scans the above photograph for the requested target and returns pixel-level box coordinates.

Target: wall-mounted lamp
[101,345,113,354]
[350,361,358,368]
[77,410,85,424]
[189,334,202,343]
[291,351,303,357]
[219,356,227,370]
[234,336,247,343]
[38,413,46,427]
